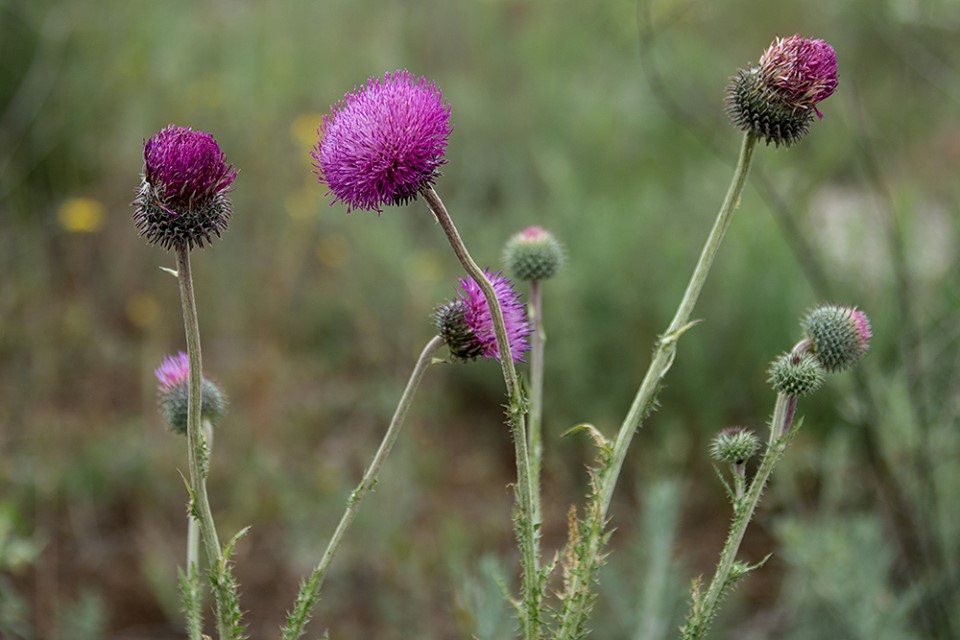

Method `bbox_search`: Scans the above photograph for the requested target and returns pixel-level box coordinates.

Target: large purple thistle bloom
[760,35,838,117]
[144,125,237,208]
[457,270,532,363]
[312,69,453,213]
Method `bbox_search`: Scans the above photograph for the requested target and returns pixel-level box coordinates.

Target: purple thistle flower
[760,35,838,117]
[144,125,237,206]
[458,270,531,362]
[312,69,453,213]
[155,351,190,390]
[153,351,227,434]
[132,125,236,251]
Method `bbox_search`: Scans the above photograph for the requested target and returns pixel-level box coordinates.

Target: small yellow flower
[58,198,105,233]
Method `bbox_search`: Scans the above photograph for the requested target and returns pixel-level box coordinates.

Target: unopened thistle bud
[709,427,760,465]
[502,226,565,282]
[434,270,532,363]
[154,352,227,435]
[801,305,872,372]
[768,352,826,396]
[727,34,838,147]
[132,125,237,251]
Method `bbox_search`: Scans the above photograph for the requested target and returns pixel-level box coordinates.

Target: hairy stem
[557,132,758,638]
[281,335,445,640]
[184,418,214,640]
[421,186,542,639]
[174,247,230,640]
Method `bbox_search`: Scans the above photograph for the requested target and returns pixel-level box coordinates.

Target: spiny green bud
[154,352,227,435]
[502,226,564,282]
[801,305,872,372]
[726,67,813,147]
[768,352,826,396]
[709,427,760,465]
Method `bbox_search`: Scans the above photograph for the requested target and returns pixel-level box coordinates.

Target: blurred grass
[1,0,959,637]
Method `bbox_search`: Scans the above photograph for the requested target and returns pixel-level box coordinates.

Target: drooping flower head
[132,125,236,251]
[434,270,532,363]
[312,69,453,213]
[502,225,565,282]
[801,305,871,372]
[760,35,838,116]
[727,34,838,147]
[154,351,227,435]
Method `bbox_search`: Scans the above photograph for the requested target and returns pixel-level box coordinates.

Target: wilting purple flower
[759,35,838,117]
[435,270,532,363]
[155,351,190,390]
[312,69,453,213]
[133,125,236,250]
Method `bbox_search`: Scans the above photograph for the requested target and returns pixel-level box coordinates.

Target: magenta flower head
[760,35,838,116]
[434,270,532,363]
[154,351,227,435]
[132,125,237,251]
[727,34,838,147]
[312,69,453,213]
[801,305,871,372]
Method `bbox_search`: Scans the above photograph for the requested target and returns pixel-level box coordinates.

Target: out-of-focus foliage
[1,0,958,637]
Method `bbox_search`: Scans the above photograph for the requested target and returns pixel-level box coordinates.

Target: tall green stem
[184,418,214,640]
[174,247,230,640]
[682,392,795,640]
[420,186,542,639]
[528,280,545,527]
[557,133,758,638]
[282,335,445,640]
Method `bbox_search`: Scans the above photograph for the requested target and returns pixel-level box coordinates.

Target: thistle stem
[421,186,542,639]
[174,247,230,640]
[184,418,213,640]
[683,391,796,640]
[529,280,545,527]
[557,132,758,638]
[281,335,445,640]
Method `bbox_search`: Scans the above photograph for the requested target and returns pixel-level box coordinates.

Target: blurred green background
[2,0,959,638]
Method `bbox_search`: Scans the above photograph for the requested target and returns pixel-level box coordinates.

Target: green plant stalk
[184,418,214,640]
[528,280,545,527]
[556,132,758,638]
[421,186,542,640]
[175,247,231,640]
[281,335,445,640]
[683,392,795,640]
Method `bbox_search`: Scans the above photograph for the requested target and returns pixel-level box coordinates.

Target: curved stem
[175,247,231,640]
[529,280,545,527]
[557,132,758,638]
[281,336,445,640]
[420,186,542,639]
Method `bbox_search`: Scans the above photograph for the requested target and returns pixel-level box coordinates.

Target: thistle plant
[312,70,545,637]
[503,226,565,530]
[553,34,839,639]
[133,125,244,640]
[129,30,866,640]
[682,305,871,639]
